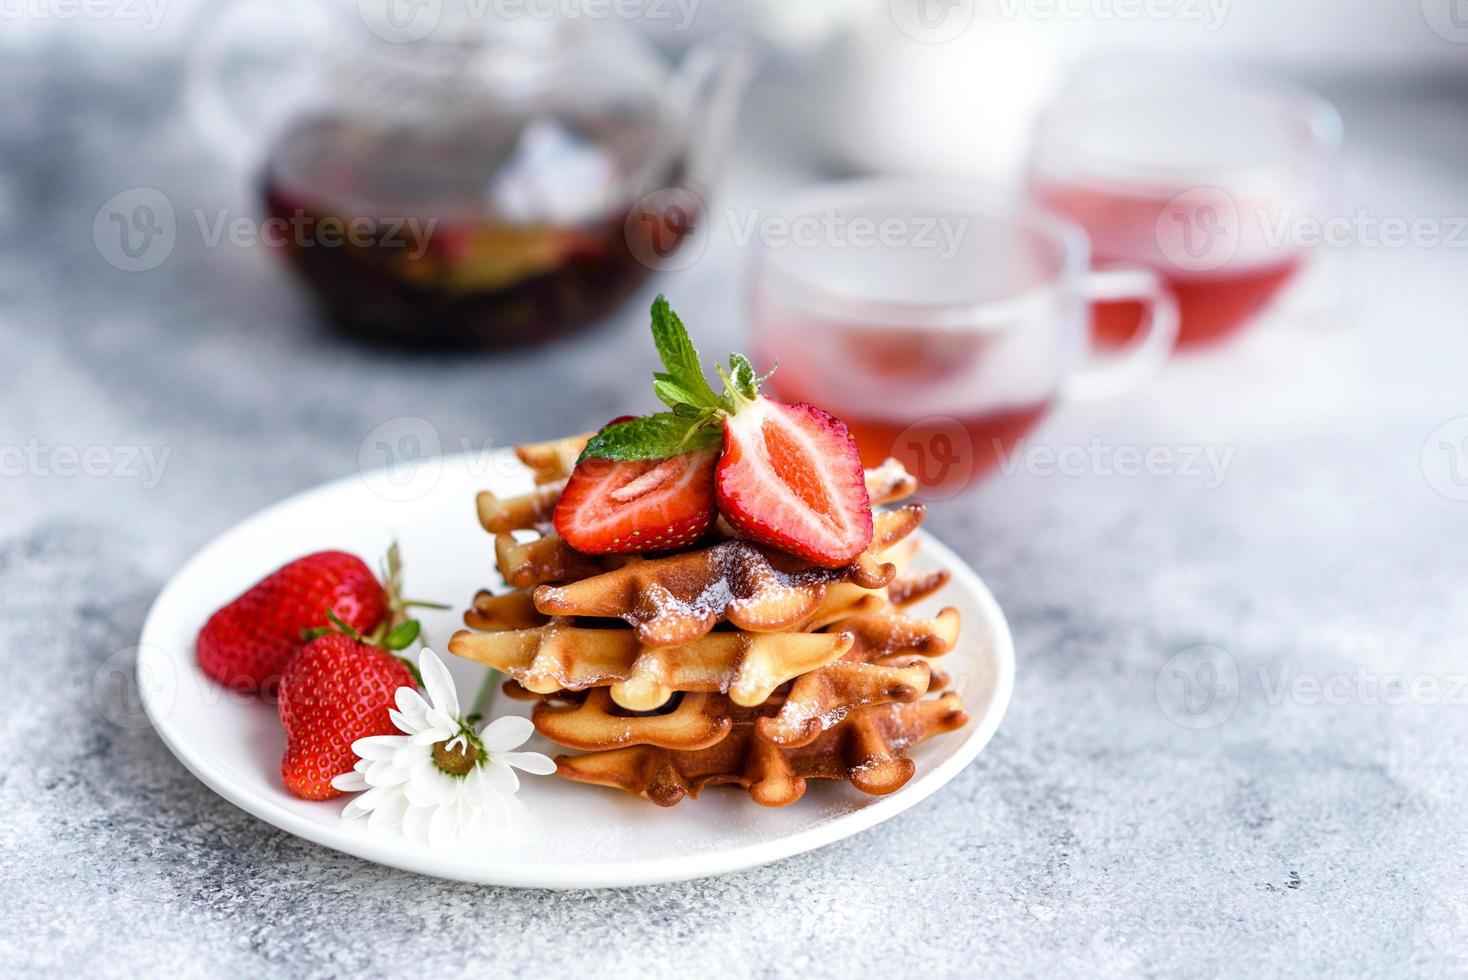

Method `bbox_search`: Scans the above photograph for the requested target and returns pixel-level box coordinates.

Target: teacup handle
[1062,266,1180,401]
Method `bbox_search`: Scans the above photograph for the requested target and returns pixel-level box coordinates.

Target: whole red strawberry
[197,551,386,693]
[278,631,417,800]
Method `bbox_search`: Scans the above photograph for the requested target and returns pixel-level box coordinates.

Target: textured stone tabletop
[3,27,1467,980]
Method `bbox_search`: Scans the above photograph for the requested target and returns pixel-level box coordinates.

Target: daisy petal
[500,793,530,830]
[367,790,406,832]
[418,649,460,720]
[365,760,410,787]
[481,715,534,752]
[409,763,458,807]
[395,686,430,724]
[428,801,455,847]
[424,707,460,737]
[332,770,368,793]
[351,735,408,761]
[482,758,519,795]
[402,803,432,842]
[499,750,556,776]
[463,765,494,810]
[354,785,390,813]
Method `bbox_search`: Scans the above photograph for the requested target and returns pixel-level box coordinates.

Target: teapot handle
[184,0,328,174]
[671,37,757,194]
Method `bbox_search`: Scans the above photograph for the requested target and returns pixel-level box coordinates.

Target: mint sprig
[579,296,775,463]
[650,295,723,411]
[582,412,723,461]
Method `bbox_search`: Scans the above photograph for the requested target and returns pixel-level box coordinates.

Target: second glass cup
[1029,63,1342,350]
[750,180,1178,497]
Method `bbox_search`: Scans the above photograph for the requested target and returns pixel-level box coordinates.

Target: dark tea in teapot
[261,107,696,348]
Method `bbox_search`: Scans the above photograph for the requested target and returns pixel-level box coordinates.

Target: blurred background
[5,0,1467,520]
[6,1,1468,974]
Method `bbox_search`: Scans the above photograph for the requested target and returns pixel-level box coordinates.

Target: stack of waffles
[447,433,970,807]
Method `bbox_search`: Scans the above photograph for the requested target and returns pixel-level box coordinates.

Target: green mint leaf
[729,354,758,401]
[650,296,721,408]
[582,412,721,461]
[384,619,421,651]
[653,378,700,411]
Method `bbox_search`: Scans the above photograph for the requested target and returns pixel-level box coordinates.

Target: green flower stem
[466,666,502,726]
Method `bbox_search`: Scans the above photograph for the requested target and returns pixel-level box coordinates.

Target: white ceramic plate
[138,450,1014,888]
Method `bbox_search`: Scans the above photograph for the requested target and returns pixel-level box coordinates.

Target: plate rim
[138,452,1015,889]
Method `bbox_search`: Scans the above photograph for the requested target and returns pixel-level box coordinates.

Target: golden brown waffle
[831,605,962,662]
[554,692,969,807]
[888,569,951,608]
[477,481,565,534]
[447,624,854,711]
[514,433,591,485]
[464,589,548,632]
[532,504,925,648]
[512,603,957,750]
[758,604,960,746]
[532,690,754,751]
[495,532,614,589]
[523,653,933,751]
[755,659,932,748]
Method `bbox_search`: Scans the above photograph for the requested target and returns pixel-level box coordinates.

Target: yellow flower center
[432,738,478,777]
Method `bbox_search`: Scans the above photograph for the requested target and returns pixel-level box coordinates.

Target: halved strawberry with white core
[717,396,873,568]
[554,447,719,554]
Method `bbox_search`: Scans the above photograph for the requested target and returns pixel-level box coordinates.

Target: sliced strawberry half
[553,444,719,554]
[717,396,873,568]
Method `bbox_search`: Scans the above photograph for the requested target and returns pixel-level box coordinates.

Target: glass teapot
[188,1,751,348]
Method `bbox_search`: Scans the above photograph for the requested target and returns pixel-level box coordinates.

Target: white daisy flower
[330,648,554,846]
